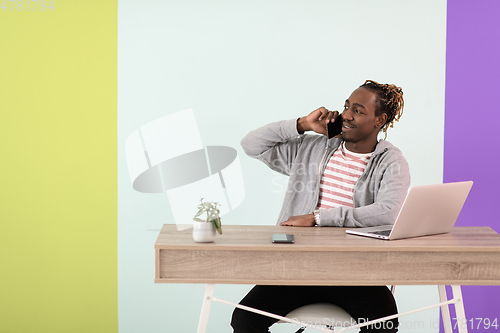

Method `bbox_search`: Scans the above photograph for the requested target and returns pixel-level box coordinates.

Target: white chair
[277,286,395,333]
[278,302,355,333]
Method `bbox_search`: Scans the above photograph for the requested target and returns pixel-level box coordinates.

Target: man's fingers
[317,107,328,120]
[316,108,339,123]
[326,110,339,123]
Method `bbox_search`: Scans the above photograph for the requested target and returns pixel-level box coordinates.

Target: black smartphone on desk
[327,115,343,139]
[272,234,294,243]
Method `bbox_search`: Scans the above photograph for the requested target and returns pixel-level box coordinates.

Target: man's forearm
[296,117,310,134]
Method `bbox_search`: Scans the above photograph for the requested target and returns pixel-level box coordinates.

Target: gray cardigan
[241,118,411,227]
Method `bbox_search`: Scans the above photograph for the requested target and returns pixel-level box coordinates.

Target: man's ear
[376,113,388,128]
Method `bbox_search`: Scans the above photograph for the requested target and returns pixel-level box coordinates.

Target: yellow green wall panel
[0,2,118,332]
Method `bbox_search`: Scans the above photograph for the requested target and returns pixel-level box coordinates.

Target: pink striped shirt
[317,142,372,209]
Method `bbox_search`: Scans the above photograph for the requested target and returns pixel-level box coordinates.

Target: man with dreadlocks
[232,80,409,333]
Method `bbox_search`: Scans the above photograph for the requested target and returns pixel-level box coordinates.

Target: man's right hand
[297,107,339,136]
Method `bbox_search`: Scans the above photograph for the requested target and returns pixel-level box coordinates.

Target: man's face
[340,87,384,148]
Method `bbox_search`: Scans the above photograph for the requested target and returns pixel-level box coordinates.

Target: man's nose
[342,110,353,121]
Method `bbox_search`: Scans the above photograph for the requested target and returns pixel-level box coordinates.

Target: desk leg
[438,285,453,333]
[197,284,215,333]
[451,285,468,333]
[439,285,468,333]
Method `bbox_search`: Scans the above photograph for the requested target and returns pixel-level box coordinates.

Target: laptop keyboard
[371,229,391,236]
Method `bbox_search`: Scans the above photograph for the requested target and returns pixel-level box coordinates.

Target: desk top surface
[155,225,500,252]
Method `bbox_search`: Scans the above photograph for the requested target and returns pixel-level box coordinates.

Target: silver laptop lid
[388,181,473,240]
[345,181,473,240]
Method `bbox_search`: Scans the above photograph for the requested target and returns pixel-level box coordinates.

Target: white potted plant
[192,198,222,242]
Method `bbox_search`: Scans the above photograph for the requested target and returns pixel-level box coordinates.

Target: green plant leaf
[196,198,221,233]
[212,217,222,235]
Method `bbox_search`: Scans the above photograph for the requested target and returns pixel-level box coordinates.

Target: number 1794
[1,0,54,11]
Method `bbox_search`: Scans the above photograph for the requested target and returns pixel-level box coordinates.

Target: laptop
[346,181,473,240]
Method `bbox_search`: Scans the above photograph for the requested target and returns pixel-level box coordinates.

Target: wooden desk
[154,225,500,333]
[155,225,500,286]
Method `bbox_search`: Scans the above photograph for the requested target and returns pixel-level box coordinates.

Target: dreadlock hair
[360,80,404,140]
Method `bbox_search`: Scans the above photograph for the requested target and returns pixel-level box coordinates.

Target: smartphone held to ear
[327,116,343,139]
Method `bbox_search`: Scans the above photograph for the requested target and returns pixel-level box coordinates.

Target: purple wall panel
[444,1,500,332]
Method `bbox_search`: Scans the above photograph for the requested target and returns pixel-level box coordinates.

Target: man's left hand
[280,214,316,227]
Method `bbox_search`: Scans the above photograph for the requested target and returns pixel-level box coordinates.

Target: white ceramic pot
[193,221,216,243]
